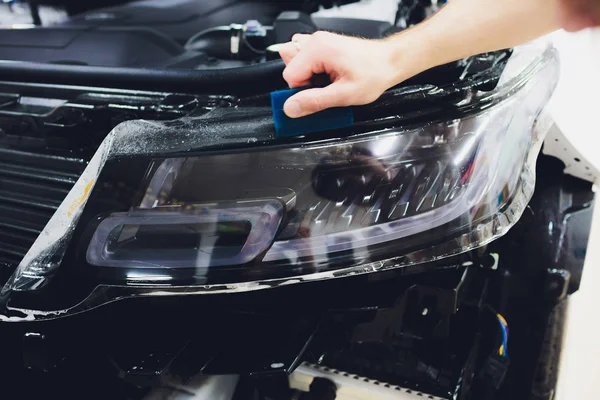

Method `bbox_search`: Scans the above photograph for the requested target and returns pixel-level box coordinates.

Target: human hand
[278,31,415,118]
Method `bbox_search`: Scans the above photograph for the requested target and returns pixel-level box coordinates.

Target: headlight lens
[86,111,508,283]
[0,42,559,319]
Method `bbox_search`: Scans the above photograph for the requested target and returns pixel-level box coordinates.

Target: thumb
[284,83,353,118]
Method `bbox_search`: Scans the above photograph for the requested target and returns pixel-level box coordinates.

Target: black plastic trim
[0,59,287,95]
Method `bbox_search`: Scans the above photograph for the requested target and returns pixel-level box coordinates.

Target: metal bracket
[289,362,446,400]
[541,115,600,183]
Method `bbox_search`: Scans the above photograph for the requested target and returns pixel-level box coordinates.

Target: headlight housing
[0,41,559,320]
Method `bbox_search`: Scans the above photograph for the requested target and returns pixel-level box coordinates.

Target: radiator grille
[0,148,86,271]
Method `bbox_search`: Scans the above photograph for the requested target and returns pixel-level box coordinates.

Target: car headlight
[0,41,559,320]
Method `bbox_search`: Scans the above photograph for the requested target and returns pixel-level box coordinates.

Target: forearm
[387,0,560,82]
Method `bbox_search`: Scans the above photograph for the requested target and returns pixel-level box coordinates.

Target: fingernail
[285,100,303,118]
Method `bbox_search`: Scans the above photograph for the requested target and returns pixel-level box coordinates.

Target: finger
[283,82,354,118]
[291,33,311,49]
[282,44,323,88]
[278,42,299,65]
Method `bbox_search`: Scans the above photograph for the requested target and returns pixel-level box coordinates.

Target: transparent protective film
[82,44,558,288]
[82,82,546,286]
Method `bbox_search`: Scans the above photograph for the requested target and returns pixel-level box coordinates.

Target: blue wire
[497,317,509,357]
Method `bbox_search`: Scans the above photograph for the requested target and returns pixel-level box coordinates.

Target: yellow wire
[499,345,504,356]
[497,314,508,327]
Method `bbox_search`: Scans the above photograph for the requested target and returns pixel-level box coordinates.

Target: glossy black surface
[0,258,479,398]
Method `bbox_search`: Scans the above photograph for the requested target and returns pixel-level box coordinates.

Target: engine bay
[0,0,414,69]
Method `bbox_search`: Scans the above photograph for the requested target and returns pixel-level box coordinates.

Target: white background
[550,27,600,400]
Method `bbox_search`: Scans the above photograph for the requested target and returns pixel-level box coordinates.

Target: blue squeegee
[270,88,355,137]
